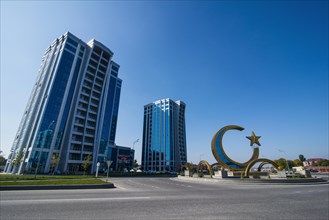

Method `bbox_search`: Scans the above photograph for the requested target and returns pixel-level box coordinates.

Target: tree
[299,154,306,166]
[0,155,7,166]
[274,158,293,170]
[299,154,306,161]
[133,159,139,168]
[82,154,92,175]
[274,158,286,169]
[287,160,294,169]
[50,154,59,175]
[13,149,24,168]
[293,159,303,167]
[186,162,195,171]
[316,159,329,166]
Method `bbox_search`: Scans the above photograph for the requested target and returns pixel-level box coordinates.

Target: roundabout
[185,125,325,182]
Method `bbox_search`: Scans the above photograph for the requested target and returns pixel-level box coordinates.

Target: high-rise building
[141,98,187,172]
[4,32,122,174]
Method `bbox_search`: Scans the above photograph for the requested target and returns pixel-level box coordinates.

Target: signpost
[95,162,100,177]
[106,160,113,182]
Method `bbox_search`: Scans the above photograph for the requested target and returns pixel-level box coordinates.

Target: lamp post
[278,149,290,172]
[133,139,139,150]
[106,160,113,182]
[132,139,139,171]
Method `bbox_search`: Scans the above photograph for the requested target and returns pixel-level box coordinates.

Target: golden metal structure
[246,131,261,146]
[211,163,220,167]
[257,161,277,171]
[197,160,213,178]
[211,125,259,171]
[244,158,279,177]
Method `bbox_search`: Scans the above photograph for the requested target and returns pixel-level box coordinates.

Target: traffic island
[176,175,328,185]
[0,176,115,191]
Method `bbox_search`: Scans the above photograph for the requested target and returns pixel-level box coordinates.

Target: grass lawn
[0,178,107,186]
[0,174,97,181]
[0,174,110,186]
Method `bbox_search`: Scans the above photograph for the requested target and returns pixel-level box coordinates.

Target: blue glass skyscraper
[4,32,122,174]
[142,98,187,172]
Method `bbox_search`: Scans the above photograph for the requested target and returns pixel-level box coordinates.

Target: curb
[0,183,115,191]
[176,176,329,185]
[238,179,329,185]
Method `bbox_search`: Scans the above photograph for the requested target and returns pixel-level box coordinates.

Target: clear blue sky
[1,1,328,164]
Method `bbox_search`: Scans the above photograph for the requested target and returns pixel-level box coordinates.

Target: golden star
[246,131,261,146]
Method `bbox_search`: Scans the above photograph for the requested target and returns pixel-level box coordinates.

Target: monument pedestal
[227,171,244,178]
[213,170,228,178]
[269,171,287,179]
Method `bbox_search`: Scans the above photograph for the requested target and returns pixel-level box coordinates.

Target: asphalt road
[1,177,328,220]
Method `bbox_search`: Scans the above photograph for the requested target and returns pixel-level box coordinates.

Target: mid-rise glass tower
[141,98,187,172]
[4,32,122,174]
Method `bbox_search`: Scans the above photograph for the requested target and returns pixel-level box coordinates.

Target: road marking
[114,185,127,190]
[127,179,160,189]
[1,196,151,205]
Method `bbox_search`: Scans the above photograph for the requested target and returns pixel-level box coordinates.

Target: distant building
[303,158,329,173]
[303,158,326,167]
[306,166,329,173]
[4,32,122,175]
[141,98,187,172]
[107,145,135,172]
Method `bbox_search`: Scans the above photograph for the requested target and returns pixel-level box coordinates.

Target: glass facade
[101,145,135,172]
[101,77,116,142]
[33,50,74,148]
[4,32,123,175]
[142,99,187,172]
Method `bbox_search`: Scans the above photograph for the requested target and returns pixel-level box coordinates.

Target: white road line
[114,185,127,190]
[127,179,160,189]
[1,196,151,205]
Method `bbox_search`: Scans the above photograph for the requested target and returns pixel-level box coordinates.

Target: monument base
[192,173,199,178]
[249,172,270,179]
[227,171,244,178]
[269,171,287,179]
[213,170,228,179]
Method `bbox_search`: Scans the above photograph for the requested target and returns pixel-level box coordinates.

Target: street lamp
[106,160,113,182]
[133,139,139,150]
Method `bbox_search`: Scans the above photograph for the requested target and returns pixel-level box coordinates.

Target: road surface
[1,177,328,219]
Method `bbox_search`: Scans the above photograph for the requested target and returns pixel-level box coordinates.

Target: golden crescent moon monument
[211,125,279,175]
